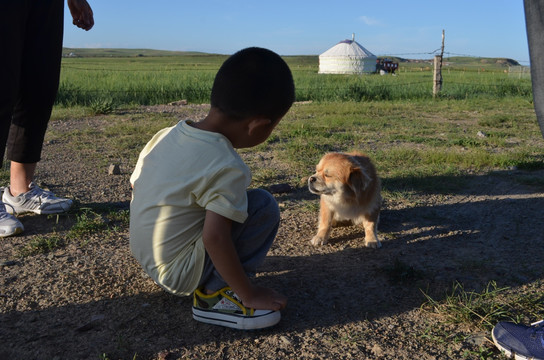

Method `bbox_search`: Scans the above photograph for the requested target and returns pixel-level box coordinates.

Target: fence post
[433,55,442,97]
[433,30,445,98]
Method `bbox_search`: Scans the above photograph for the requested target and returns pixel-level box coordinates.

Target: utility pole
[433,30,445,97]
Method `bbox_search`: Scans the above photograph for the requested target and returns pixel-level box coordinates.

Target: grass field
[50,96,544,213]
[54,50,543,195]
[57,51,532,107]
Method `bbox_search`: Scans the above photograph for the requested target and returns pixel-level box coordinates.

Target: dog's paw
[311,235,328,246]
[364,239,382,249]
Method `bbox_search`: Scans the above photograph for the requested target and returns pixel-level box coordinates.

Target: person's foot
[0,201,24,237]
[492,320,544,360]
[2,182,72,215]
[192,287,281,330]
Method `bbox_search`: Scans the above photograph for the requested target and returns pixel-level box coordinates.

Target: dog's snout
[309,176,317,183]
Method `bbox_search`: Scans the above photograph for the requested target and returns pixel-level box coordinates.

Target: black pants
[524,0,544,139]
[0,0,64,167]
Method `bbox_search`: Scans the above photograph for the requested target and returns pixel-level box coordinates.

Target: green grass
[12,207,130,257]
[422,281,513,329]
[19,234,65,256]
[56,54,532,107]
[67,209,109,240]
[256,99,543,182]
[46,96,544,199]
[10,93,544,215]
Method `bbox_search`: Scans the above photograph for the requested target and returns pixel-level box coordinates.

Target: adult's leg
[0,1,26,167]
[0,2,27,236]
[6,0,64,194]
[199,189,280,292]
[524,0,544,138]
[9,163,36,196]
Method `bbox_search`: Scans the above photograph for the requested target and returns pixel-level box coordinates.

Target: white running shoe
[2,182,73,215]
[0,201,24,237]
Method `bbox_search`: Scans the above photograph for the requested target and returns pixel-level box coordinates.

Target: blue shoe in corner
[492,320,544,360]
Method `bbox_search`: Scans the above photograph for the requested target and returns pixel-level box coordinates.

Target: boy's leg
[198,189,280,292]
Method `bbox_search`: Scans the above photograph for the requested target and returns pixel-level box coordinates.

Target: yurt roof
[320,36,376,58]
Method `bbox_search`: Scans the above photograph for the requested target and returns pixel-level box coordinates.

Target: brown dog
[308,152,382,248]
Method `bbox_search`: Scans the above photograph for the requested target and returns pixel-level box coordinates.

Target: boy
[129,47,295,330]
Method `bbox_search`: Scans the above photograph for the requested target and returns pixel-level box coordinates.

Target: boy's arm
[202,210,287,311]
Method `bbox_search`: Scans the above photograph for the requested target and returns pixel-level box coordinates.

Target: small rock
[168,99,188,106]
[371,344,384,357]
[108,164,121,175]
[477,130,487,138]
[280,335,292,346]
[466,332,487,346]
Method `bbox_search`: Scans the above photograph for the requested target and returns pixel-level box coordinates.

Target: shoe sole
[4,205,72,215]
[192,307,280,330]
[0,226,24,238]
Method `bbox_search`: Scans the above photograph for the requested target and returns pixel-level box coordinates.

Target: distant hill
[444,56,520,67]
[377,55,521,67]
[62,48,213,57]
[63,48,523,70]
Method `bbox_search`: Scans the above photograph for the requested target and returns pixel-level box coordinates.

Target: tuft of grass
[106,209,130,228]
[67,209,108,241]
[88,98,116,115]
[421,281,511,329]
[421,281,544,331]
[19,234,64,257]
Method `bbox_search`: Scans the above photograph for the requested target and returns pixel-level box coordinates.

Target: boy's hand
[240,285,287,311]
[202,210,287,311]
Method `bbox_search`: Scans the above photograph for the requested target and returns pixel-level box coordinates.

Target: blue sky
[64,0,530,63]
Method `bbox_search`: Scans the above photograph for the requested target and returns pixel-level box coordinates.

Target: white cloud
[359,16,381,26]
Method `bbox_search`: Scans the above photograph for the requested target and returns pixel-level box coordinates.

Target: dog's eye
[324,174,332,178]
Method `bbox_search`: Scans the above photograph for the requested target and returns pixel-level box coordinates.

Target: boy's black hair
[210,47,295,121]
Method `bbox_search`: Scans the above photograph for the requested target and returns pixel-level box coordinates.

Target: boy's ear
[247,118,272,135]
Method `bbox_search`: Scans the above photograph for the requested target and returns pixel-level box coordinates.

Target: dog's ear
[348,165,371,197]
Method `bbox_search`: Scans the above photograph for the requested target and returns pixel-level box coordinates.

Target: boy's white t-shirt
[129,120,251,296]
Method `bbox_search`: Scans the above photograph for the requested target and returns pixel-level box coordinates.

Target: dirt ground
[1,105,544,360]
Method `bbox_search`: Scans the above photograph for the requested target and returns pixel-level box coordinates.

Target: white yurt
[318,34,377,74]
